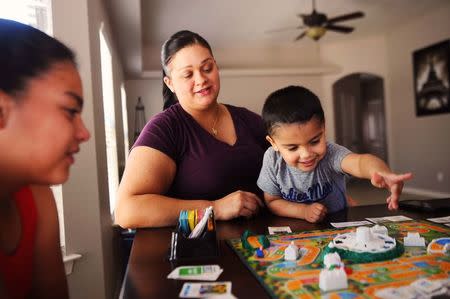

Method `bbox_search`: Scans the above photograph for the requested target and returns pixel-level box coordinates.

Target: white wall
[385,3,450,194]
[53,0,125,298]
[320,35,388,142]
[220,75,324,115]
[125,79,163,146]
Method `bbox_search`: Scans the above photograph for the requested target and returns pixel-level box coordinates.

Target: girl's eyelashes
[64,107,80,119]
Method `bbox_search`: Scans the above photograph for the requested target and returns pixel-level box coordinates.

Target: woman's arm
[115,147,263,228]
[30,185,68,299]
[115,146,209,228]
[264,193,327,223]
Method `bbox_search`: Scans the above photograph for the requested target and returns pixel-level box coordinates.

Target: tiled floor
[347,178,428,206]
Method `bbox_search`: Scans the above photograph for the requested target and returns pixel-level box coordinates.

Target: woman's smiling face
[163,44,220,112]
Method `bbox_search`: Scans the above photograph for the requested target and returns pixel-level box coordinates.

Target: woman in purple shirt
[116,31,268,228]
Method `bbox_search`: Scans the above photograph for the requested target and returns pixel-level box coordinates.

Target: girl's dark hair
[0,18,76,97]
[161,30,213,110]
[262,85,325,136]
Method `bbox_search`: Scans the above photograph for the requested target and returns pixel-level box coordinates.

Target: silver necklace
[211,104,220,136]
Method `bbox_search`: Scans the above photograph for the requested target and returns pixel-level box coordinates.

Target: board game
[226,220,450,299]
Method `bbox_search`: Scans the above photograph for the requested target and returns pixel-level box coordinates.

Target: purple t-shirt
[134,103,268,200]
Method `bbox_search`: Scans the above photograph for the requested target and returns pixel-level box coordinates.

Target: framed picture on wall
[412,39,450,117]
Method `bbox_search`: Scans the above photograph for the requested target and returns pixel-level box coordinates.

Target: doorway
[333,73,388,162]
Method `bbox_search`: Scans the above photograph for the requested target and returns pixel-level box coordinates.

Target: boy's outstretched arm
[341,153,413,210]
[263,193,327,223]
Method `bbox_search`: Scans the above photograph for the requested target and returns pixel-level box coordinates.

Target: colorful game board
[226,220,450,299]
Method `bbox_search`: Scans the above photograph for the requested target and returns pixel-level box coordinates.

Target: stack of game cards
[167,264,223,281]
[178,206,214,238]
[179,282,235,298]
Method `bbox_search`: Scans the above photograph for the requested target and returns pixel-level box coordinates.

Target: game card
[179,282,232,298]
[330,220,371,228]
[427,215,450,223]
[366,215,413,223]
[411,278,444,294]
[268,226,292,235]
[167,265,223,281]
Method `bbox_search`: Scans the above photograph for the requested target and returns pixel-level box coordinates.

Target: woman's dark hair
[0,18,76,98]
[262,85,325,136]
[161,30,213,110]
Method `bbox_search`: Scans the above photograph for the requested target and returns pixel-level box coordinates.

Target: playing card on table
[179,282,232,298]
[375,286,419,299]
[366,215,413,223]
[411,278,444,295]
[168,265,223,281]
[330,220,371,228]
[268,226,292,235]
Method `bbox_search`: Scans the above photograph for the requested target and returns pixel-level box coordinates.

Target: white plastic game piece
[371,224,388,235]
[330,226,396,253]
[284,241,299,261]
[323,252,342,269]
[403,232,425,247]
[319,267,348,292]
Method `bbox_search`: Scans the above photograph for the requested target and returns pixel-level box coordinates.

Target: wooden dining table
[119,199,450,299]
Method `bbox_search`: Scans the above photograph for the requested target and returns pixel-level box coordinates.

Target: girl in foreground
[0,19,90,298]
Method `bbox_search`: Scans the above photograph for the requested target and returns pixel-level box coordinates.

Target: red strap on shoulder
[0,187,37,299]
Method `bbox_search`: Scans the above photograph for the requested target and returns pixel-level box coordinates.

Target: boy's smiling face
[267,118,327,172]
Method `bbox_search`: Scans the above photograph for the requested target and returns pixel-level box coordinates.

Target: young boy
[257,86,412,223]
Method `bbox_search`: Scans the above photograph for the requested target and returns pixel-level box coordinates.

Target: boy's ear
[266,135,279,151]
[163,76,175,93]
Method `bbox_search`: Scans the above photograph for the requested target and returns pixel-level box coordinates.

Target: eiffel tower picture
[413,39,450,116]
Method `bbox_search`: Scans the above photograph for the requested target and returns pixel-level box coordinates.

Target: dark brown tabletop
[120,200,450,299]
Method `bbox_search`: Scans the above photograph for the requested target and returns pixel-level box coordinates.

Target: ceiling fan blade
[324,24,354,33]
[294,31,307,41]
[265,25,305,34]
[327,11,364,24]
[297,13,310,19]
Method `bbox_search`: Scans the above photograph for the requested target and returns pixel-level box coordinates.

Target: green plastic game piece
[258,235,270,249]
[241,230,254,251]
[322,241,405,264]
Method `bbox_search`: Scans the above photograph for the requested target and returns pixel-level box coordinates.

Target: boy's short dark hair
[262,85,325,135]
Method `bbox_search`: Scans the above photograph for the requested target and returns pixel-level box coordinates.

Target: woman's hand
[303,203,327,223]
[213,191,264,220]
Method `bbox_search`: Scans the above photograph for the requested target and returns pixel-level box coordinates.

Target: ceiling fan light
[306,26,326,40]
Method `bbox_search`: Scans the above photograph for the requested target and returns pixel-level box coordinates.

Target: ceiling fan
[267,0,365,41]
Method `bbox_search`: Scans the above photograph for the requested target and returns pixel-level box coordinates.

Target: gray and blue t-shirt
[257,142,352,213]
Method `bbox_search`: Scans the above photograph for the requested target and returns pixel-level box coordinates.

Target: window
[0,0,52,35]
[121,84,130,159]
[99,25,120,216]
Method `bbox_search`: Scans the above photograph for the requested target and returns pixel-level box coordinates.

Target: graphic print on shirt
[281,181,333,203]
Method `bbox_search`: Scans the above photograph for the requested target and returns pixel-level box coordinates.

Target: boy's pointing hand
[371,172,413,210]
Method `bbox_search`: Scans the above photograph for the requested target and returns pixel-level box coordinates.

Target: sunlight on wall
[99,25,119,216]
